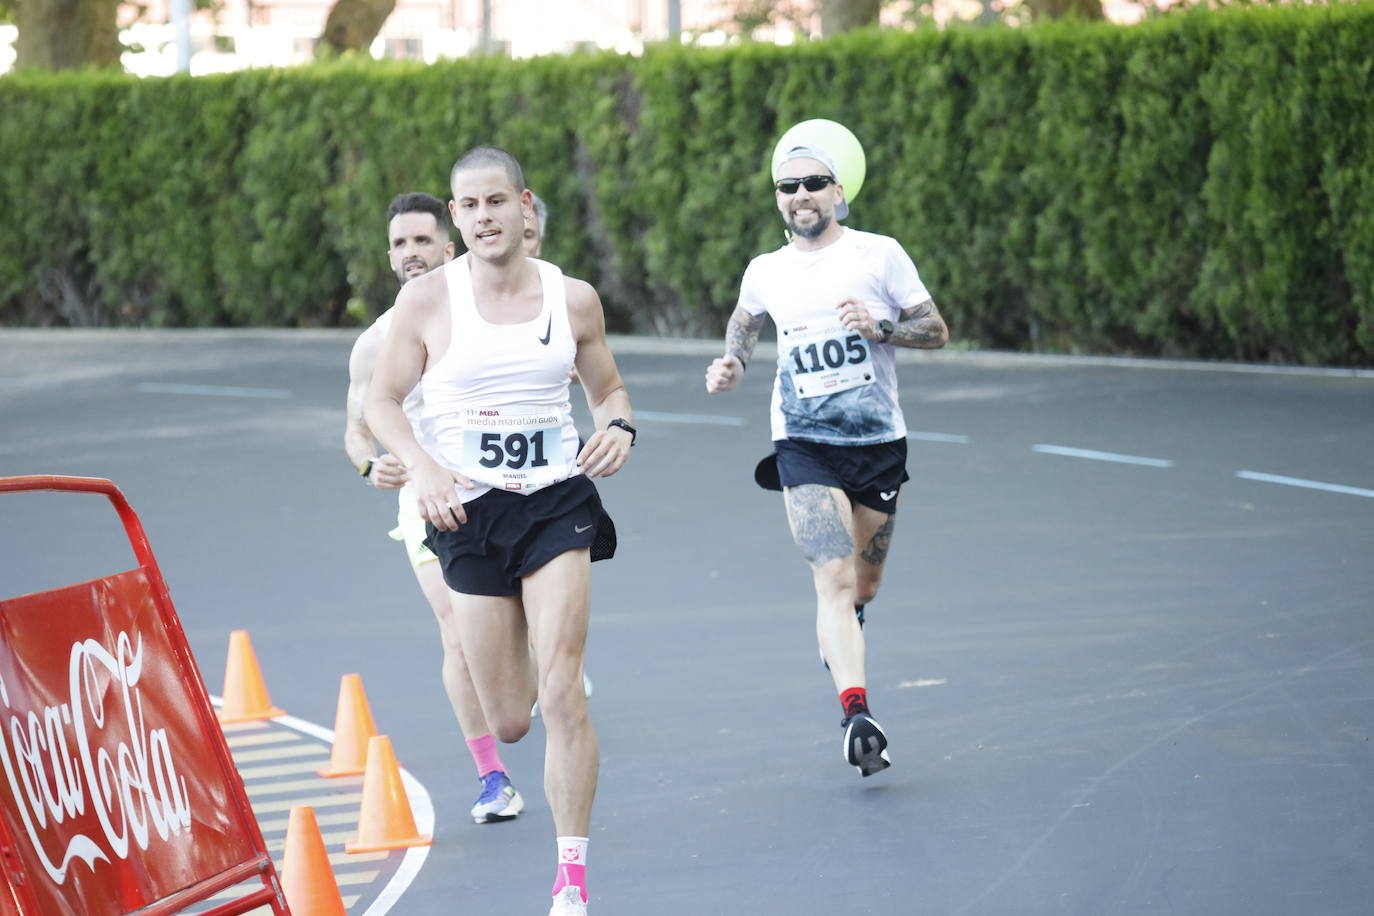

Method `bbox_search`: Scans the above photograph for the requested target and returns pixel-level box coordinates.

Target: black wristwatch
[358,457,376,483]
[876,319,895,343]
[607,418,637,446]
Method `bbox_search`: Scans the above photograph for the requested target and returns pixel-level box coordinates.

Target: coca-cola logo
[0,630,193,885]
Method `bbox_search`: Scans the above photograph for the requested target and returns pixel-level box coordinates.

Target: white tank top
[370,307,424,440]
[418,255,580,503]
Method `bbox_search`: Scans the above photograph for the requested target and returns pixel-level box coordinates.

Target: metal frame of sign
[0,476,290,916]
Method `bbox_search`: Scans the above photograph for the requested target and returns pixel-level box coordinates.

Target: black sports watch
[358,457,376,482]
[876,319,895,343]
[607,418,637,446]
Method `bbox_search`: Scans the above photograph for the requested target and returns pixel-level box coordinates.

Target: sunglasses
[774,175,835,195]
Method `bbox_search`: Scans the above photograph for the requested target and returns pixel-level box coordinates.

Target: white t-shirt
[738,228,931,445]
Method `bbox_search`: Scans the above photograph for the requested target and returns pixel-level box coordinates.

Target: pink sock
[465,734,504,778]
[552,836,589,902]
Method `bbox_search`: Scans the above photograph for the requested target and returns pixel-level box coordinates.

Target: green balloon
[771,119,867,203]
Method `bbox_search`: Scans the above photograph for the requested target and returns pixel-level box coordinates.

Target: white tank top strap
[418,256,581,502]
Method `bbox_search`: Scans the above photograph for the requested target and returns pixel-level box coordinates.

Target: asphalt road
[2,329,1372,916]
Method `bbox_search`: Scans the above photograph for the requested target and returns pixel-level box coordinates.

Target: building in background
[117,0,745,76]
[1,0,1150,77]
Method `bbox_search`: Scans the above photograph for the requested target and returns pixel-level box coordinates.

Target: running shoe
[532,672,594,718]
[548,886,587,916]
[841,712,891,777]
[470,771,524,823]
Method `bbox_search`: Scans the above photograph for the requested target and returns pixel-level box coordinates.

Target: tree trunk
[1023,0,1104,20]
[318,0,396,57]
[15,0,121,70]
[819,0,881,36]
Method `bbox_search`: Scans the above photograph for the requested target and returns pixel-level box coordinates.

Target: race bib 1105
[780,323,875,399]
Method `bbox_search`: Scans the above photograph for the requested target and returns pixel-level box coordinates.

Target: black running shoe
[841,712,891,777]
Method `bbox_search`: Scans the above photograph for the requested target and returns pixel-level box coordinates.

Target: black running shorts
[424,475,616,597]
[754,438,909,514]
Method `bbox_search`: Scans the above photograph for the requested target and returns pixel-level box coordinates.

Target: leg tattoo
[787,485,853,566]
[859,515,895,566]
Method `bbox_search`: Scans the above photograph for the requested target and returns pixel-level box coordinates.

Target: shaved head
[450,146,525,195]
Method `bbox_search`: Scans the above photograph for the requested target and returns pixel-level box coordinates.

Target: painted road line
[244,775,348,797]
[224,730,298,748]
[907,431,972,444]
[230,743,331,763]
[236,758,334,779]
[1236,470,1374,499]
[250,792,363,814]
[135,381,292,399]
[265,828,362,851]
[212,703,434,916]
[1031,444,1174,468]
[257,809,363,832]
[272,712,435,916]
[634,409,747,426]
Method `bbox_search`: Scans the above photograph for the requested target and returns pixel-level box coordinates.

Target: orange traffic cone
[318,673,379,777]
[216,629,285,723]
[345,735,432,853]
[281,806,347,916]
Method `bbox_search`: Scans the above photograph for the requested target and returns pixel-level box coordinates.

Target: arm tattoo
[859,515,895,566]
[889,298,948,348]
[785,485,854,566]
[726,308,767,365]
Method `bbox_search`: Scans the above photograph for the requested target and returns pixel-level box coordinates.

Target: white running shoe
[548,886,587,915]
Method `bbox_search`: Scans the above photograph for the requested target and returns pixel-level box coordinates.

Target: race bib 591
[459,405,566,492]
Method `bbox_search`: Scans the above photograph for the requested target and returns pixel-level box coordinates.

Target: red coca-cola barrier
[0,476,290,916]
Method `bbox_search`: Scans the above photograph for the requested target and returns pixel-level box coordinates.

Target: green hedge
[1,4,1370,364]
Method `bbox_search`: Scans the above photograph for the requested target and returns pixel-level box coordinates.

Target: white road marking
[136,382,292,399]
[209,700,433,916]
[907,431,972,444]
[634,409,746,426]
[899,679,948,688]
[271,713,434,916]
[1032,444,1174,468]
[1235,471,1374,499]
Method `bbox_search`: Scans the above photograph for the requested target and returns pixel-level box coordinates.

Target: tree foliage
[0,5,1369,365]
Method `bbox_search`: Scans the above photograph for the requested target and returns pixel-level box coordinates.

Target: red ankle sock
[840,687,868,718]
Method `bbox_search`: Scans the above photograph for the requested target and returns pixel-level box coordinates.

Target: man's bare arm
[344,327,381,471]
[726,306,767,366]
[364,296,428,469]
[364,276,471,528]
[706,306,767,394]
[569,278,633,478]
[890,298,949,349]
[345,322,407,488]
